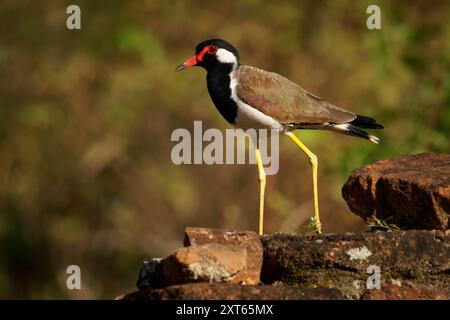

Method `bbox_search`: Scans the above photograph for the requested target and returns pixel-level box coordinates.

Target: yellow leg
[255,147,266,235]
[286,132,322,234]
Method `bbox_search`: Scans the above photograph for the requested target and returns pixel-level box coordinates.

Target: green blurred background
[0,0,449,298]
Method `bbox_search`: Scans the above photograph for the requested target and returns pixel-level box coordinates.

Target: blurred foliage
[0,0,449,298]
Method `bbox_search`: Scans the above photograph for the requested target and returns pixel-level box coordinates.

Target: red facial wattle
[196,45,217,62]
[175,45,218,72]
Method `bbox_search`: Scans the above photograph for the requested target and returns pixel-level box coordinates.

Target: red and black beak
[175,54,198,72]
[175,46,212,72]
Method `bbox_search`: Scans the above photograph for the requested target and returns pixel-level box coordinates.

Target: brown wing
[234,66,356,125]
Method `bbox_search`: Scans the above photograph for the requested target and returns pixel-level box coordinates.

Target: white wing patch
[332,123,351,131]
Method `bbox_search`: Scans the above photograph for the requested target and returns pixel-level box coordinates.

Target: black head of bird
[176,38,383,235]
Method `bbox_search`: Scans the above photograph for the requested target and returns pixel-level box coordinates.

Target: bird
[175,39,383,235]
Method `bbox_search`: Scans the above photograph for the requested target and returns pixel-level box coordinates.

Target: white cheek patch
[216,48,238,66]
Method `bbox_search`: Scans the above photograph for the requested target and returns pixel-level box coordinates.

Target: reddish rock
[362,284,448,300]
[162,243,248,285]
[124,283,345,300]
[136,228,263,289]
[184,227,263,284]
[342,152,450,230]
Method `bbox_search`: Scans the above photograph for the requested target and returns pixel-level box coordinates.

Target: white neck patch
[216,48,238,69]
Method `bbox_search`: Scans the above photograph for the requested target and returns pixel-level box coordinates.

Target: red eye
[207,45,218,54]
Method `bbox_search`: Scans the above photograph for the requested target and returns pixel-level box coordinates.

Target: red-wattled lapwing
[175,39,383,235]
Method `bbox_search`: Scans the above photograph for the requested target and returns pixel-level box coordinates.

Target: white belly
[234,100,283,131]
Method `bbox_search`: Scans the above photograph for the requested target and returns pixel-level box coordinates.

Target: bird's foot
[307,216,322,234]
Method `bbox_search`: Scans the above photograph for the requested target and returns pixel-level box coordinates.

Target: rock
[162,243,248,285]
[342,152,450,230]
[123,283,345,300]
[136,228,263,289]
[184,227,263,285]
[136,258,166,290]
[261,230,449,297]
[128,226,449,300]
[361,284,448,300]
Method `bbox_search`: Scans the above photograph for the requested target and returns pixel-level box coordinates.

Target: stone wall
[120,153,450,300]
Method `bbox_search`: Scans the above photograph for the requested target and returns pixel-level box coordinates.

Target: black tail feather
[350,114,384,129]
[328,123,380,144]
[346,124,378,142]
[293,113,383,144]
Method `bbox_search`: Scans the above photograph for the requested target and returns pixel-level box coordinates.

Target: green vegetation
[367,217,400,231]
[0,1,449,298]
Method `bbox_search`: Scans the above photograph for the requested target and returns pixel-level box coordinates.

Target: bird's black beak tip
[175,64,186,72]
